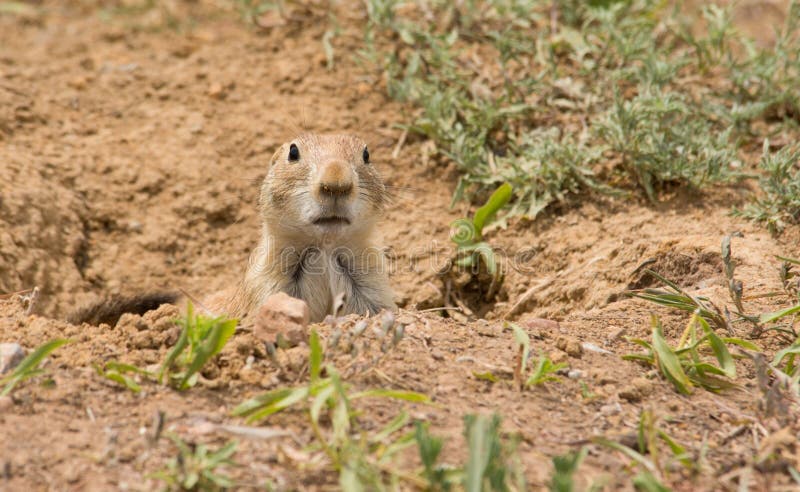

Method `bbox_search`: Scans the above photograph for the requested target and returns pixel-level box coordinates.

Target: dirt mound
[0,156,89,315]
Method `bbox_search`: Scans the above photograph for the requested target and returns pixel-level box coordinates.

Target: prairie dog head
[260,133,387,242]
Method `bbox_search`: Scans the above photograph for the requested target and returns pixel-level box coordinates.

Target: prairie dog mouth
[313,216,351,226]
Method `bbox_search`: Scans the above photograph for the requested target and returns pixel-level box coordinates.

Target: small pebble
[0,343,26,374]
[567,369,585,379]
[600,402,622,415]
[582,342,613,355]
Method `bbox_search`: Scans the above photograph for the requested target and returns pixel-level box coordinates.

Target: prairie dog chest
[282,246,365,319]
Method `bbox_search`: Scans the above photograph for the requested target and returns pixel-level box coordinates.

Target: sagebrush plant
[0,339,69,396]
[362,0,800,226]
[733,140,800,234]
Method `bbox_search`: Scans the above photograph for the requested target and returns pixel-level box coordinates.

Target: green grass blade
[759,303,800,324]
[372,411,410,443]
[475,243,498,275]
[509,322,531,370]
[232,388,294,417]
[159,318,188,385]
[100,370,142,393]
[651,321,692,395]
[309,329,323,383]
[1,339,69,396]
[350,389,430,402]
[0,2,36,15]
[657,430,693,470]
[472,183,513,239]
[464,415,491,492]
[720,338,762,351]
[178,318,237,389]
[5,339,69,380]
[697,316,735,377]
[592,436,659,476]
[773,344,800,368]
[242,387,310,423]
[310,382,335,424]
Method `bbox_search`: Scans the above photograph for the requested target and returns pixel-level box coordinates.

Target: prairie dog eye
[288,143,300,161]
[362,146,370,164]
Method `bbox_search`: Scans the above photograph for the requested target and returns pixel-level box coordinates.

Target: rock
[430,349,446,361]
[555,336,583,358]
[581,342,613,355]
[238,366,262,385]
[632,377,654,395]
[618,386,642,402]
[600,402,621,416]
[0,343,26,374]
[0,396,13,411]
[618,377,654,402]
[278,346,311,375]
[567,369,585,380]
[68,76,89,90]
[520,316,560,335]
[254,293,310,347]
[207,82,226,100]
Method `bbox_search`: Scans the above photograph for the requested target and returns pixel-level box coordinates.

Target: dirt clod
[618,377,655,402]
[519,316,560,337]
[255,293,310,347]
[555,335,583,358]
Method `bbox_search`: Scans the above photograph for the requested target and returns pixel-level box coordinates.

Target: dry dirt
[1,1,800,491]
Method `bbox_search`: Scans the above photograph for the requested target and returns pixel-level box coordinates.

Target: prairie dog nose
[316,159,354,198]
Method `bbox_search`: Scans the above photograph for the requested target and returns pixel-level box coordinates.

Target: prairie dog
[69,133,395,325]
[222,133,396,321]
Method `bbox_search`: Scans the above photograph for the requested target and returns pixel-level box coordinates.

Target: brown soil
[1,2,800,491]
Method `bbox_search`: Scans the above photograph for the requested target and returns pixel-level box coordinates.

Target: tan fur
[220,133,395,322]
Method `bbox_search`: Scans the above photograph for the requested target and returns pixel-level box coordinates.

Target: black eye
[288,143,300,161]
[362,146,370,164]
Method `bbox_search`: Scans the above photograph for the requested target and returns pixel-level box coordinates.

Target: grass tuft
[361,0,800,228]
[0,339,69,396]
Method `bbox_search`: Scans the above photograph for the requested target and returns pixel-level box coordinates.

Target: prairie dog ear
[268,145,284,169]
